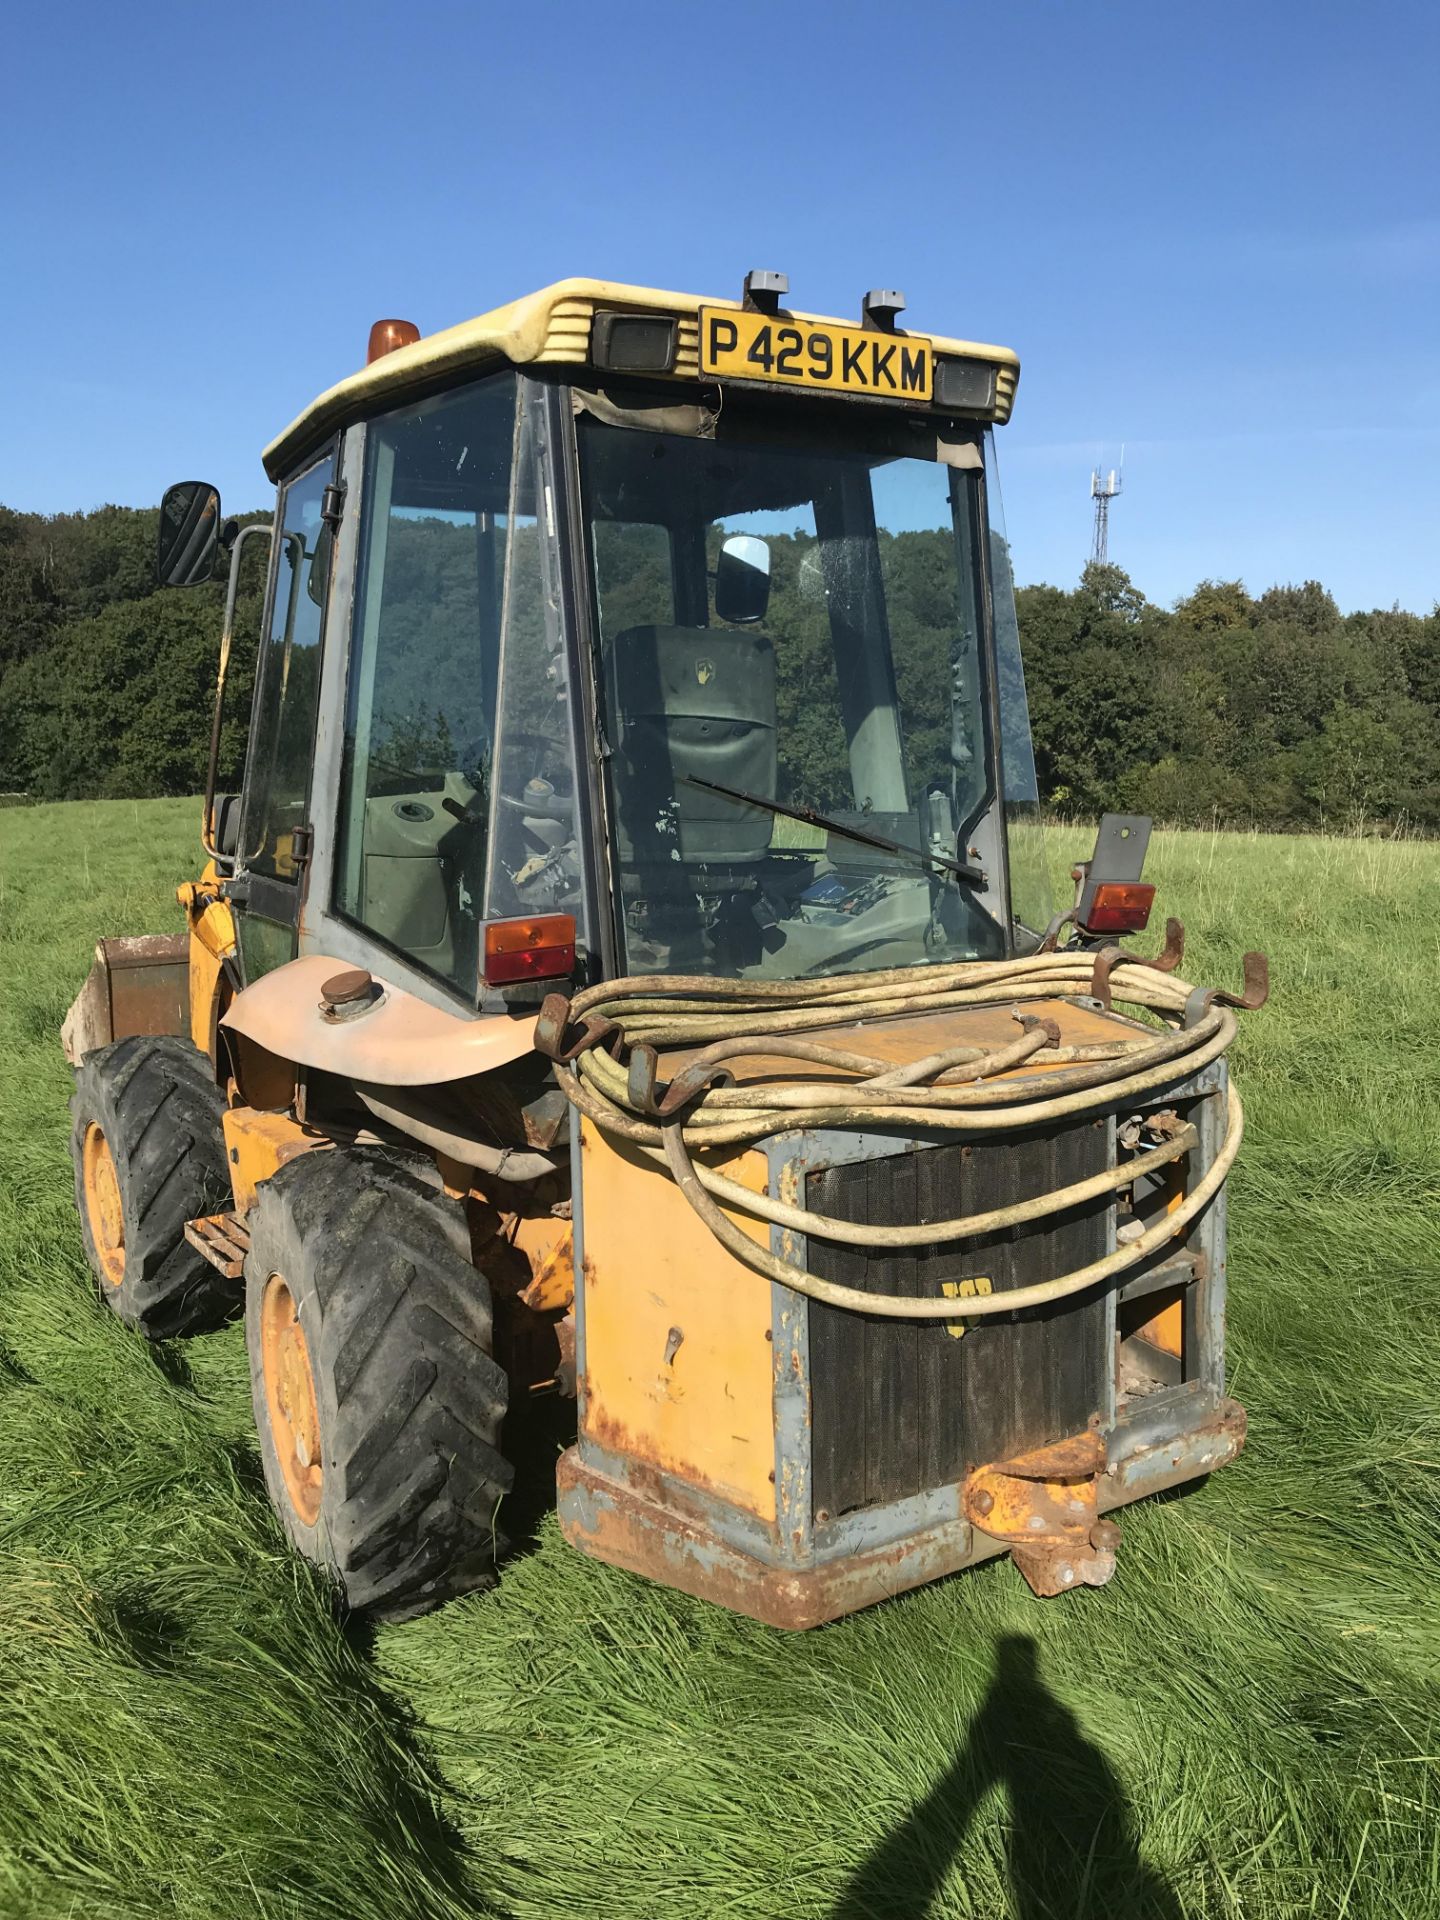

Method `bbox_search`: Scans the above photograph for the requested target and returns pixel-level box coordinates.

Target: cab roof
[263,277,1021,482]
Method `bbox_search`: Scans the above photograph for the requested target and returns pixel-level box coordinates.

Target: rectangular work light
[933,356,998,413]
[590,311,678,374]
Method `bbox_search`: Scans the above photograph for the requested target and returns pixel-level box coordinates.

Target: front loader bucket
[61,935,189,1065]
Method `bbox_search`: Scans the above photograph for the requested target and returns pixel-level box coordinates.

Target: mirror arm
[202,523,273,862]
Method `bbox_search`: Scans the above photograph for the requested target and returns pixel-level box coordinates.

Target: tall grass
[1,799,1437,1918]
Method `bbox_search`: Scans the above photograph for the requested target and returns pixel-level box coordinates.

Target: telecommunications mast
[1089,453,1124,564]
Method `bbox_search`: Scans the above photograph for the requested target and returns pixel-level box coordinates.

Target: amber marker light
[484,914,577,987]
[367,318,422,364]
[1080,881,1156,935]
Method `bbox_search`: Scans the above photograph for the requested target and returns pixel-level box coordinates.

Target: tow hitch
[965,1429,1121,1596]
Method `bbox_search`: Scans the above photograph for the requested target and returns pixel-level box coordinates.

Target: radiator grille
[806,1121,1111,1518]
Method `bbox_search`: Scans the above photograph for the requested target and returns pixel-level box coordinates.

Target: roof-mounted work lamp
[590,311,678,373]
[861,288,906,331]
[742,270,788,313]
[933,356,998,412]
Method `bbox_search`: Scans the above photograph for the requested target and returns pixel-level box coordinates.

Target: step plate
[184,1211,251,1280]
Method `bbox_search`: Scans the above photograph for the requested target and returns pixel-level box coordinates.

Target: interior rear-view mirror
[157,481,221,587]
[716,534,771,625]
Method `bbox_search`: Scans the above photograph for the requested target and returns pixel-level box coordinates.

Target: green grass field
[1,799,1438,1920]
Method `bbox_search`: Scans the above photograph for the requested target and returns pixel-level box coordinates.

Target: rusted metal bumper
[557,1397,1247,1629]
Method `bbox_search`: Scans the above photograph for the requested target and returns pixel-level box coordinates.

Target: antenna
[1089,453,1124,565]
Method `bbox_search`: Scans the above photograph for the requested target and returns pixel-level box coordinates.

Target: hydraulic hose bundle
[537,939,1267,1320]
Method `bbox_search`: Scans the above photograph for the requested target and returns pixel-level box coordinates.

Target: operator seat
[609,623,777,864]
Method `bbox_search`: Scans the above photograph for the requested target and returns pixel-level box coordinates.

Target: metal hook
[534,993,625,1064]
[1088,918,1186,1010]
[627,1045,737,1119]
[1183,952,1270,1028]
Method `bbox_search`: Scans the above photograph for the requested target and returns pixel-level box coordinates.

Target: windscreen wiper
[680,776,986,887]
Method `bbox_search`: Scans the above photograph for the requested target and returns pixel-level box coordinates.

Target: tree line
[1,500,1435,830]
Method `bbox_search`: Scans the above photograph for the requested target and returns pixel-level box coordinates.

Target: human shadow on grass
[831,1636,1180,1920]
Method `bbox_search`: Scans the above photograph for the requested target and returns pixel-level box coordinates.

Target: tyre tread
[69,1034,233,1339]
[244,1148,510,1620]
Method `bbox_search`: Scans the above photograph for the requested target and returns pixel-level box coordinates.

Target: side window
[986,436,1052,941]
[590,520,674,637]
[334,374,518,993]
[241,456,334,880]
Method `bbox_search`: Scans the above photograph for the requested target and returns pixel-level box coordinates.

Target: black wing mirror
[157,481,221,587]
[715,533,771,624]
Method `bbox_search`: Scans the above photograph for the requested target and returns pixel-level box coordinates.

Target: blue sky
[4,0,1437,612]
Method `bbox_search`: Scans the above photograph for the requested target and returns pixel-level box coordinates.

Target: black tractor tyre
[244,1148,513,1620]
[69,1034,234,1339]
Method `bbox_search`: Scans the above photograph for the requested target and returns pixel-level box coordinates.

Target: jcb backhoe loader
[62,275,1263,1624]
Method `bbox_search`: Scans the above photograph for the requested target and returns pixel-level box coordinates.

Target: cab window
[333,374,518,993]
[580,404,1006,978]
[241,455,334,881]
[591,520,674,635]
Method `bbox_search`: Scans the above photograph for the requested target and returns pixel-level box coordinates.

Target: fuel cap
[319,967,379,1020]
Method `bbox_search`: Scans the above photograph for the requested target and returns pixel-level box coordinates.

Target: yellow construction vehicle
[62,275,1265,1624]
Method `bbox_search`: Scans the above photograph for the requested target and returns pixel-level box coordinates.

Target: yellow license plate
[699,308,933,400]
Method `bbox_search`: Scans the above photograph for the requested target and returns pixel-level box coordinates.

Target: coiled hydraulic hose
[543,948,1256,1320]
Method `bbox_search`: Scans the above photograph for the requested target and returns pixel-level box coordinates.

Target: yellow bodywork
[263,277,1021,480]
[177,864,236,1063]
[578,1120,778,1523]
[222,1106,330,1214]
[517,1222,575,1314]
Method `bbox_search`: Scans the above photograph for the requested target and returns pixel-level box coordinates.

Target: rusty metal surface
[61,955,110,1066]
[221,953,538,1086]
[557,1397,1248,1626]
[534,994,624,1065]
[518,1221,575,1312]
[558,1445,980,1629]
[183,1211,251,1279]
[98,933,190,972]
[521,1086,570,1148]
[626,1043,739,1119]
[61,935,190,1064]
[1037,907,1076,953]
[965,1429,1117,1597]
[1102,1397,1247,1505]
[1184,953,1270,1027]
[1088,918,1185,1010]
[350,1081,558,1184]
[578,1117,779,1520]
[655,998,1147,1088]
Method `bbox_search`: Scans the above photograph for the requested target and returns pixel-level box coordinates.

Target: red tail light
[484,914,576,987]
[1080,882,1155,934]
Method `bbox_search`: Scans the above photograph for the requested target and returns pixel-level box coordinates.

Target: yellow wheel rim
[81,1123,126,1289]
[260,1273,324,1526]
